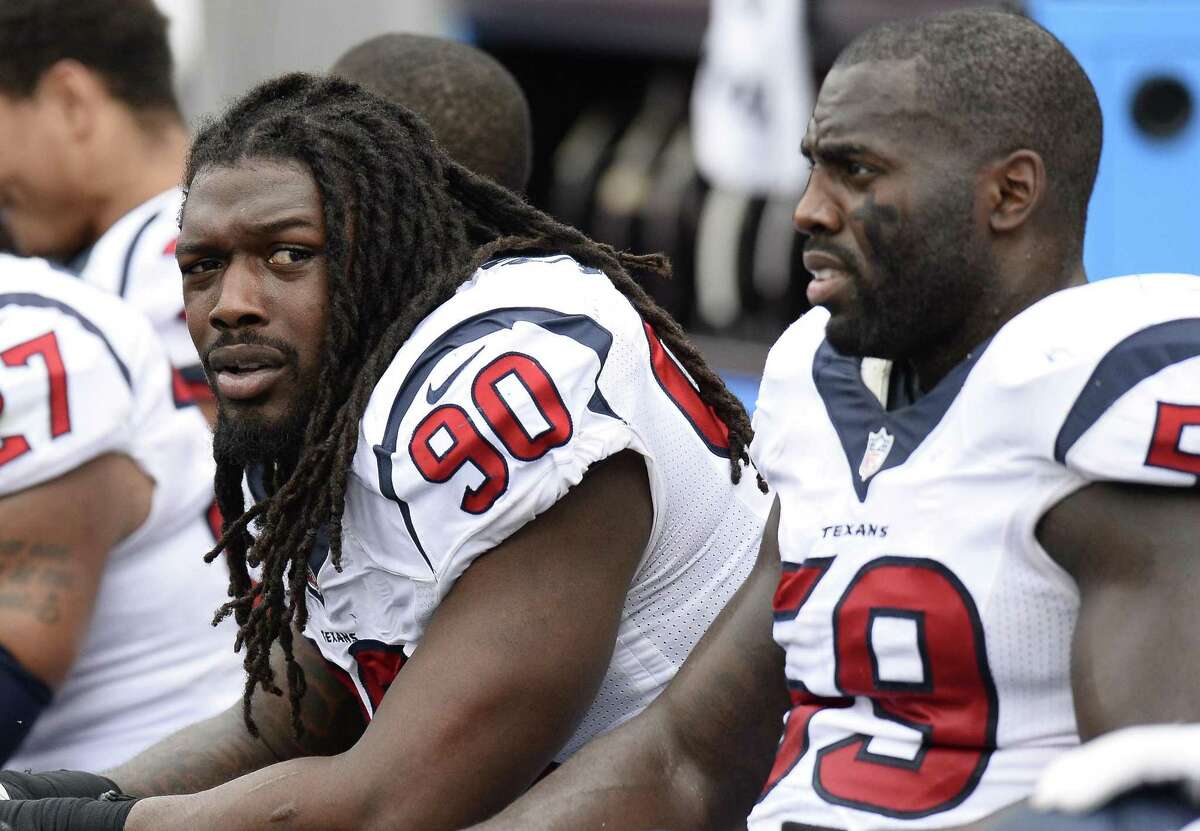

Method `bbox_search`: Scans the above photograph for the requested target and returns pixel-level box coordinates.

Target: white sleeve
[0,308,134,496]
[1056,319,1200,488]
[371,312,641,591]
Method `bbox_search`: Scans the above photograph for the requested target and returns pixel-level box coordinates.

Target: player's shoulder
[759,306,830,393]
[984,274,1200,387]
[749,307,831,475]
[0,254,157,358]
[359,253,639,445]
[76,187,182,298]
[349,253,649,582]
[0,257,156,495]
[82,187,181,266]
[457,252,628,314]
[975,274,1200,482]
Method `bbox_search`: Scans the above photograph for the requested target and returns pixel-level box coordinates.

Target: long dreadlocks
[188,72,762,737]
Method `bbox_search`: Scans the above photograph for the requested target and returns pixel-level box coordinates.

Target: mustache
[202,331,300,372]
[802,238,863,277]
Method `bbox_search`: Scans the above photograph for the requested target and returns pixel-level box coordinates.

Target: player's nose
[793,172,842,237]
[209,258,268,331]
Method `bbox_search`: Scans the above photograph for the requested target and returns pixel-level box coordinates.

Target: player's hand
[0,771,122,803]
[1032,724,1200,814]
[0,794,136,829]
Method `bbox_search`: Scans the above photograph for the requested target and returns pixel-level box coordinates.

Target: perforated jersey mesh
[554,328,766,759]
[985,551,1079,748]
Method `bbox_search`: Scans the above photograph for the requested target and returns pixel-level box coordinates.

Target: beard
[819,178,994,362]
[212,395,313,469]
[205,333,314,469]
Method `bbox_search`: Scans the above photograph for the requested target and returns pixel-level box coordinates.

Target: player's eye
[844,160,883,183]
[180,258,222,277]
[267,247,313,266]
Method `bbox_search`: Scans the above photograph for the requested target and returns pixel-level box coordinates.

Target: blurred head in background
[331,33,533,193]
[0,0,187,260]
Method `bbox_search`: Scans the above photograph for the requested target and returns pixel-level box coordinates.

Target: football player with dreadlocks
[0,72,770,830]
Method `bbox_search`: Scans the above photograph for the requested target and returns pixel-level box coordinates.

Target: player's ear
[983,149,1046,234]
[32,59,107,143]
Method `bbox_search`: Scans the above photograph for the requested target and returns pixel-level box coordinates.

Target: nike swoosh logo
[425,345,485,405]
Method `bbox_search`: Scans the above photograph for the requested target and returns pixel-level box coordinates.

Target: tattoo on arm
[104,710,280,797]
[105,632,365,797]
[0,538,76,625]
[243,635,367,763]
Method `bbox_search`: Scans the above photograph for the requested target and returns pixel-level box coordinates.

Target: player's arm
[1037,481,1200,738]
[102,630,365,797]
[121,449,654,831]
[0,610,364,803]
[0,452,151,763]
[473,498,788,831]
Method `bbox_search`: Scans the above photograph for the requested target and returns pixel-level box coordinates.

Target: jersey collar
[812,338,991,502]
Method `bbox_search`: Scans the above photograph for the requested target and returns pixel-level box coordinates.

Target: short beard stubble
[822,176,994,365]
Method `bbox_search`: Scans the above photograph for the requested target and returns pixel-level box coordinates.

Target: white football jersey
[0,255,242,770]
[71,188,207,397]
[296,254,770,759]
[748,274,1200,830]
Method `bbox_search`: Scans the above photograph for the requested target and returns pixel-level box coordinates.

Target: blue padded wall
[1029,1,1200,280]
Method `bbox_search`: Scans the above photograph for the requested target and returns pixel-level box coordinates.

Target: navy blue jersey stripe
[373,307,617,572]
[0,293,132,387]
[118,211,161,298]
[1055,318,1200,463]
[811,339,988,503]
[246,464,270,502]
[245,464,331,586]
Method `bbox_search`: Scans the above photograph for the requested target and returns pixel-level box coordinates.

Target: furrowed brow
[173,240,219,258]
[811,142,870,165]
[244,216,321,236]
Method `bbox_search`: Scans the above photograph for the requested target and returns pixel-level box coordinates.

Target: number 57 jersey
[0,255,242,770]
[303,254,771,758]
[748,274,1200,830]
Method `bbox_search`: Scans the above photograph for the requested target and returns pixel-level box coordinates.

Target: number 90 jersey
[748,274,1200,830]
[304,254,771,759]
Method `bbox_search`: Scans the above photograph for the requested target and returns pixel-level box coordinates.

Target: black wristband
[0,795,137,831]
[0,771,121,801]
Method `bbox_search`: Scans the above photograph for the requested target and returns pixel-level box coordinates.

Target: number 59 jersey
[749,274,1200,830]
[302,255,771,759]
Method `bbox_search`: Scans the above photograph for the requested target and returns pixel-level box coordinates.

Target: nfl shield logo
[859,427,895,481]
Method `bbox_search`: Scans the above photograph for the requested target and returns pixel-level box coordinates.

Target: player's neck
[904,257,1086,396]
[904,328,984,397]
[89,119,188,244]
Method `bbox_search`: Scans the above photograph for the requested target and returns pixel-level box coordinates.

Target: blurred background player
[0,0,213,420]
[331,33,533,193]
[0,256,241,771]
